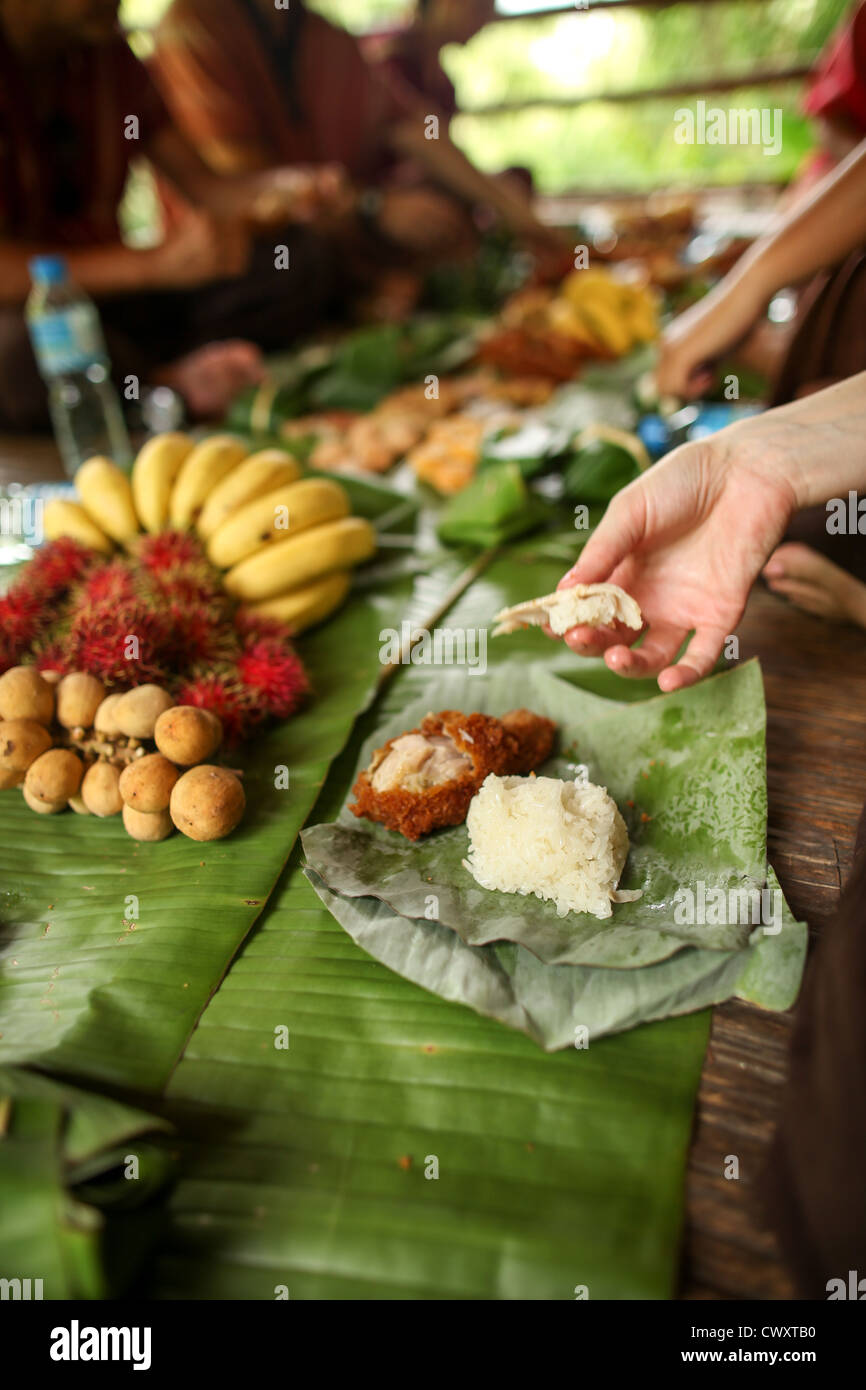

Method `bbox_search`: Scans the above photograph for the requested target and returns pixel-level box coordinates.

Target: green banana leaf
[306,864,803,1051]
[562,437,643,506]
[127,671,800,1297]
[0,519,500,1095]
[303,662,769,967]
[129,652,799,1299]
[437,462,552,548]
[0,1067,168,1299]
[0,589,400,1092]
[132,854,712,1300]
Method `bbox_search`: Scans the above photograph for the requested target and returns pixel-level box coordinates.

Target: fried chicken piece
[350,707,556,841]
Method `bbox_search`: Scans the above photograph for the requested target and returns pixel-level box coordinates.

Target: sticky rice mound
[464,772,630,919]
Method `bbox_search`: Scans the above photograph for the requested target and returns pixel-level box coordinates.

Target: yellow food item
[546,299,603,350]
[169,434,248,530]
[154,706,222,766]
[55,672,105,730]
[75,456,139,545]
[244,570,352,633]
[0,666,54,725]
[196,448,302,541]
[43,499,112,554]
[25,747,83,805]
[170,765,246,841]
[122,803,174,842]
[408,415,486,495]
[131,432,195,533]
[207,476,350,569]
[81,761,123,817]
[224,516,376,602]
[576,298,634,357]
[552,269,659,358]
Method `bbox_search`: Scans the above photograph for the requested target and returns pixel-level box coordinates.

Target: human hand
[147,205,251,288]
[655,271,768,398]
[243,164,353,228]
[377,188,474,254]
[555,426,798,691]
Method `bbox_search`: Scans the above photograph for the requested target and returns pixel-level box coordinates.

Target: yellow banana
[75,456,140,545]
[546,299,601,349]
[243,571,352,634]
[169,434,248,530]
[562,268,623,309]
[207,476,349,570]
[576,300,634,357]
[131,432,195,533]
[624,296,659,344]
[43,499,113,554]
[224,516,376,602]
[196,448,302,542]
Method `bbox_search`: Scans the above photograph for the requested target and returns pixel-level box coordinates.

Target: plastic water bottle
[25,255,131,477]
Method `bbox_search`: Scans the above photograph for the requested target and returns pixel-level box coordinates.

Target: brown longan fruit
[0,766,24,790]
[169,765,245,841]
[0,666,55,725]
[23,784,66,815]
[81,760,123,817]
[0,719,53,773]
[56,672,105,730]
[154,706,222,766]
[122,803,174,842]
[114,684,174,739]
[93,693,125,738]
[25,748,83,805]
[69,794,91,815]
[119,754,179,814]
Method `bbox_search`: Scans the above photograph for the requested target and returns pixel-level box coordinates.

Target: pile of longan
[0,666,245,842]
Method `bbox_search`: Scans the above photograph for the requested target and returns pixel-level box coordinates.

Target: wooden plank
[460,64,812,117]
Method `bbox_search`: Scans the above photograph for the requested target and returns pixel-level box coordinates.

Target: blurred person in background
[800,0,866,184]
[370,0,497,128]
[151,0,564,317]
[0,0,353,427]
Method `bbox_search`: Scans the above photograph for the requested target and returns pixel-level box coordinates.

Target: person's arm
[146,125,349,227]
[555,373,866,690]
[0,241,163,306]
[0,204,252,307]
[389,113,566,249]
[657,141,866,397]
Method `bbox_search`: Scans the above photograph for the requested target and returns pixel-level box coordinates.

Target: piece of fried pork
[350,708,556,841]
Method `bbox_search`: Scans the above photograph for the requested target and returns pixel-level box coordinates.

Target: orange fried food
[350,707,556,841]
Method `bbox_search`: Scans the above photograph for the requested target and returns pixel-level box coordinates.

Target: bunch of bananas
[42,434,377,634]
[544,269,659,359]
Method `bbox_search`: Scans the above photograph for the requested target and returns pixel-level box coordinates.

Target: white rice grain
[464,772,631,919]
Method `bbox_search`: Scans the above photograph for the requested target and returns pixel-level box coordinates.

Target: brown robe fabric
[761,805,866,1299]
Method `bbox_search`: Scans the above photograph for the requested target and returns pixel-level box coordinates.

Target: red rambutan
[63,599,172,688]
[144,566,225,611]
[31,641,70,677]
[176,669,251,744]
[70,559,138,612]
[161,600,238,667]
[134,530,208,574]
[233,609,295,648]
[0,587,45,670]
[236,639,309,721]
[24,537,95,597]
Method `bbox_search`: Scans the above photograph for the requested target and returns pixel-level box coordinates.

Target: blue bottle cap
[29,255,68,285]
